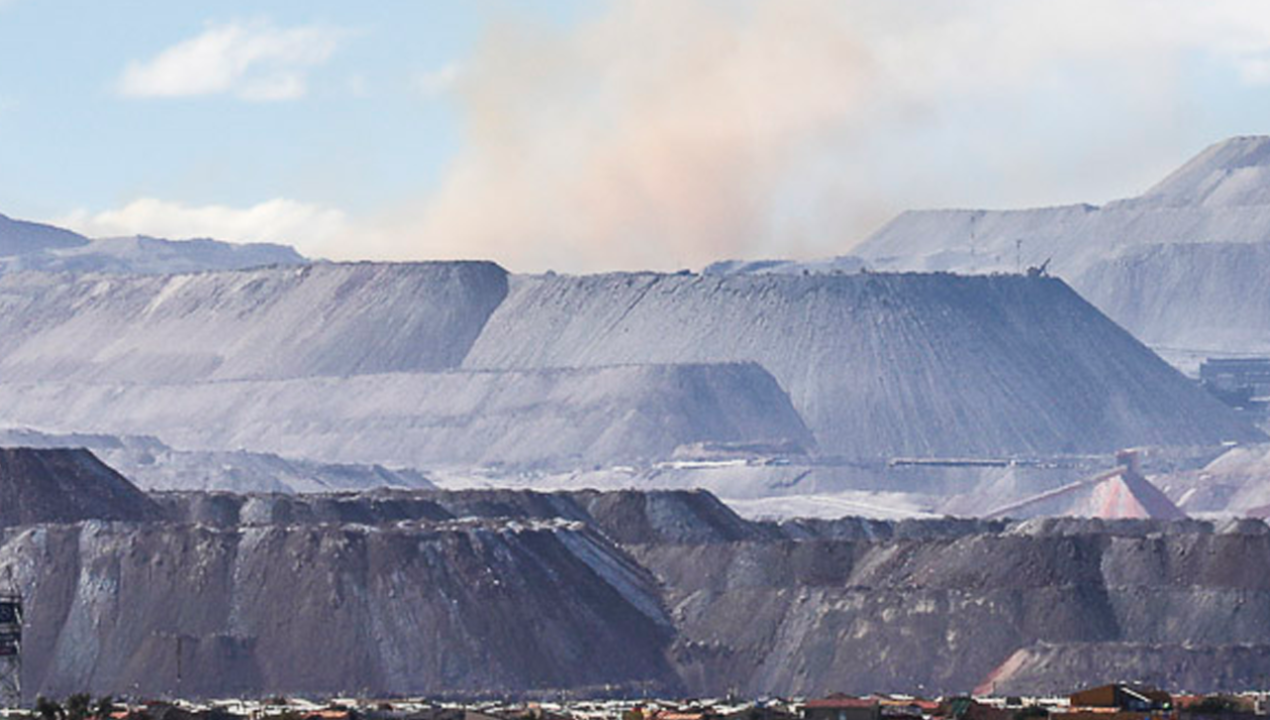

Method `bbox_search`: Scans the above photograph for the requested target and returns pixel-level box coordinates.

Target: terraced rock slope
[2,461,1270,698]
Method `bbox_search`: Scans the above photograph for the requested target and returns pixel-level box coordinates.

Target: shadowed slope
[0,447,160,527]
[0,214,88,257]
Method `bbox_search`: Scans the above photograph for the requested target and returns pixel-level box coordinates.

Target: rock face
[0,447,160,527]
[4,478,1270,698]
[571,489,778,545]
[462,272,1258,458]
[635,517,1270,696]
[3,519,676,698]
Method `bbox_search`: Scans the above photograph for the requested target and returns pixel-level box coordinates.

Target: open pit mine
[3,449,1270,699]
[5,138,1270,699]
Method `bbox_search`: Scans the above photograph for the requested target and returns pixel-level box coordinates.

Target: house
[880,700,940,719]
[803,695,881,720]
[1069,685,1173,712]
[1059,684,1177,720]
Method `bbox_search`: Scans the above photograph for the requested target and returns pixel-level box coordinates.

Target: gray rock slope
[0,213,306,275]
[635,517,1270,696]
[462,271,1258,458]
[841,136,1270,361]
[0,364,810,468]
[855,137,1270,278]
[1140,134,1270,207]
[1076,241,1270,357]
[0,214,88,256]
[150,487,755,544]
[0,256,1255,478]
[984,643,1270,696]
[8,476,1270,698]
[0,235,306,275]
[0,447,161,528]
[0,429,435,494]
[4,519,676,699]
[0,261,508,382]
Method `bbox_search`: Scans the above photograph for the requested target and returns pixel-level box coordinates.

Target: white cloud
[416,63,460,97]
[58,198,357,259]
[117,21,346,101]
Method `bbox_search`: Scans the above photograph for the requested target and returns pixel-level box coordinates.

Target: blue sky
[0,2,552,216]
[4,1,1270,272]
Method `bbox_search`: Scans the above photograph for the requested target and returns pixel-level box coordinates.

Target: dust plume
[410,0,872,272]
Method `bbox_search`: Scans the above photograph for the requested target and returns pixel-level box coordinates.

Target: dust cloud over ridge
[411,0,872,272]
[404,0,1247,273]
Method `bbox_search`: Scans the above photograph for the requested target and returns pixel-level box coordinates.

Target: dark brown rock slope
[0,447,160,527]
[2,519,676,698]
[7,479,1270,697]
[633,518,1270,696]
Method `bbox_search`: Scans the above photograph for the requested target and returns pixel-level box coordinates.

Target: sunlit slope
[0,261,509,382]
[464,271,1259,458]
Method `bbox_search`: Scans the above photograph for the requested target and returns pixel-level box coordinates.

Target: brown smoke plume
[410,0,872,272]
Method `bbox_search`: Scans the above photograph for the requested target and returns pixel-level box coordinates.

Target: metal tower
[0,589,21,708]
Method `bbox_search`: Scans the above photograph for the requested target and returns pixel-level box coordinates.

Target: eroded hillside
[3,450,1270,698]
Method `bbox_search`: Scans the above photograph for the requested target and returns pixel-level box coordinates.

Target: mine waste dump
[5,447,1270,699]
[777,136,1270,370]
[0,264,1254,473]
[4,138,1270,703]
[0,254,1257,521]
